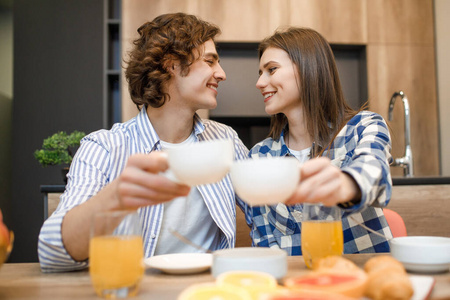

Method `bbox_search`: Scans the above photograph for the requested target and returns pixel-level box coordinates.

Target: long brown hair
[258,27,358,154]
[125,13,221,109]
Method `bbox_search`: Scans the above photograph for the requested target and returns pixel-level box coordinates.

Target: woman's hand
[285,157,361,206]
[116,152,191,209]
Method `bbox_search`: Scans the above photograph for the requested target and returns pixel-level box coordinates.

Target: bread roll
[313,255,361,273]
[364,255,413,300]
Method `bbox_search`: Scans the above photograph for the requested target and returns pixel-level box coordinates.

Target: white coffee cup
[230,156,300,206]
[164,139,234,186]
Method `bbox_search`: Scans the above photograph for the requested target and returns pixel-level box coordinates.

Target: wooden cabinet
[366,0,437,176]
[120,0,438,176]
[288,0,368,44]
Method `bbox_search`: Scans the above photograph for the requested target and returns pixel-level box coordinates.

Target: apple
[0,208,13,267]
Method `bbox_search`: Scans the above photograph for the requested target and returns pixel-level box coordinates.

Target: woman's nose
[256,75,266,90]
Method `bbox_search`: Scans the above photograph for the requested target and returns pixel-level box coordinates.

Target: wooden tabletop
[0,254,448,299]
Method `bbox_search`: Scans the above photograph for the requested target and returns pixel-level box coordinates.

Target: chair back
[384,208,407,237]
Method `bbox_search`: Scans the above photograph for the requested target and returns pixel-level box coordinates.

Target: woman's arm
[285,112,392,210]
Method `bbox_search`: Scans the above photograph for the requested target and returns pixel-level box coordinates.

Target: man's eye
[205,60,214,65]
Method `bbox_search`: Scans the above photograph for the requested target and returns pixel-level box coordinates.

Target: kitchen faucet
[388,91,414,177]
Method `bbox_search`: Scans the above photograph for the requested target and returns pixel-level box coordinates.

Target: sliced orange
[177,282,252,300]
[216,271,278,299]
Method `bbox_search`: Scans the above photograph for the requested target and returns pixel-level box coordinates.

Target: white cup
[230,156,300,206]
[164,139,234,186]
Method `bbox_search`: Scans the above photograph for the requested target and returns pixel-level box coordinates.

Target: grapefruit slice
[284,269,367,299]
[260,288,358,300]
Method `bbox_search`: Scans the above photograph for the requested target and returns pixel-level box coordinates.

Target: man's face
[171,39,227,112]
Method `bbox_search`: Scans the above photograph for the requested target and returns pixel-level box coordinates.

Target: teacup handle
[158,151,182,184]
[160,169,182,184]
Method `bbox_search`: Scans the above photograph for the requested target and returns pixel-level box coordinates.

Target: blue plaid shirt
[237,111,394,255]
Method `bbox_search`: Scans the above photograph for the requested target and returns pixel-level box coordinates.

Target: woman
[237,27,393,255]
[38,13,248,272]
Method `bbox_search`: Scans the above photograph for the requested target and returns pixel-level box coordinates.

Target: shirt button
[151,234,156,239]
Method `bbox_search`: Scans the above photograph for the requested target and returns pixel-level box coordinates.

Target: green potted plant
[34,130,86,184]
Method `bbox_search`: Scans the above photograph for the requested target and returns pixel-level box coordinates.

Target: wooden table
[0,254,449,299]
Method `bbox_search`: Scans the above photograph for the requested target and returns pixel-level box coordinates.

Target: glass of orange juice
[301,203,343,269]
[89,211,144,298]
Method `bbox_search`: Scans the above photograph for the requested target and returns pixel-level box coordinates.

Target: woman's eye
[269,67,277,74]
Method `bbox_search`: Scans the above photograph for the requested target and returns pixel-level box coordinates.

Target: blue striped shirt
[38,108,249,272]
[236,111,394,255]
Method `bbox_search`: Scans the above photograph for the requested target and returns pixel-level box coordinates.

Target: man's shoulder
[83,120,137,148]
[202,119,237,136]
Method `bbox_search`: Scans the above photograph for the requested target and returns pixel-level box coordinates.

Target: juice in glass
[89,235,144,297]
[301,220,343,269]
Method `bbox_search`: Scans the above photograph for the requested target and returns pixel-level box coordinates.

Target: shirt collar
[193,113,206,137]
[279,129,291,157]
[136,107,206,153]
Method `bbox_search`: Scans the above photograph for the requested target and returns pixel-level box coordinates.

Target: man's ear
[163,55,178,74]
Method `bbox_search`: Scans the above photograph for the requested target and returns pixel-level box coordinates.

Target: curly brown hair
[125,13,221,109]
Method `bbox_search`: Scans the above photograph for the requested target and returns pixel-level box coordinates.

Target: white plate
[144,253,213,275]
[410,275,436,300]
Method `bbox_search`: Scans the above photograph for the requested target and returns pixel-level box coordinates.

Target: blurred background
[0,0,449,263]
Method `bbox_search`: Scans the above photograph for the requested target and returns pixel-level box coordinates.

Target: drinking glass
[301,203,344,269]
[89,211,144,298]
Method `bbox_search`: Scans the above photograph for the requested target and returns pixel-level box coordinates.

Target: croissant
[364,255,413,300]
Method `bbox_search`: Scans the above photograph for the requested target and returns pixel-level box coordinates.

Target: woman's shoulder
[339,110,390,142]
[347,110,388,127]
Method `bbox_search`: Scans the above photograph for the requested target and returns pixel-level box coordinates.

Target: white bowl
[230,157,300,206]
[390,236,450,273]
[212,247,287,279]
[165,139,234,186]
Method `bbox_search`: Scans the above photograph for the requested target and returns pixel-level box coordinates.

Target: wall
[435,0,450,176]
[121,0,439,177]
[11,0,105,262]
[0,1,13,227]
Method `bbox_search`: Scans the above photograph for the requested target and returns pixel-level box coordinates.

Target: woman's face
[171,39,226,112]
[256,47,301,116]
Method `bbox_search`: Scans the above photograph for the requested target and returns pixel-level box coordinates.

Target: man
[38,13,248,272]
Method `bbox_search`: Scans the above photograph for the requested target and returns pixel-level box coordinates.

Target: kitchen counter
[392,176,450,185]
